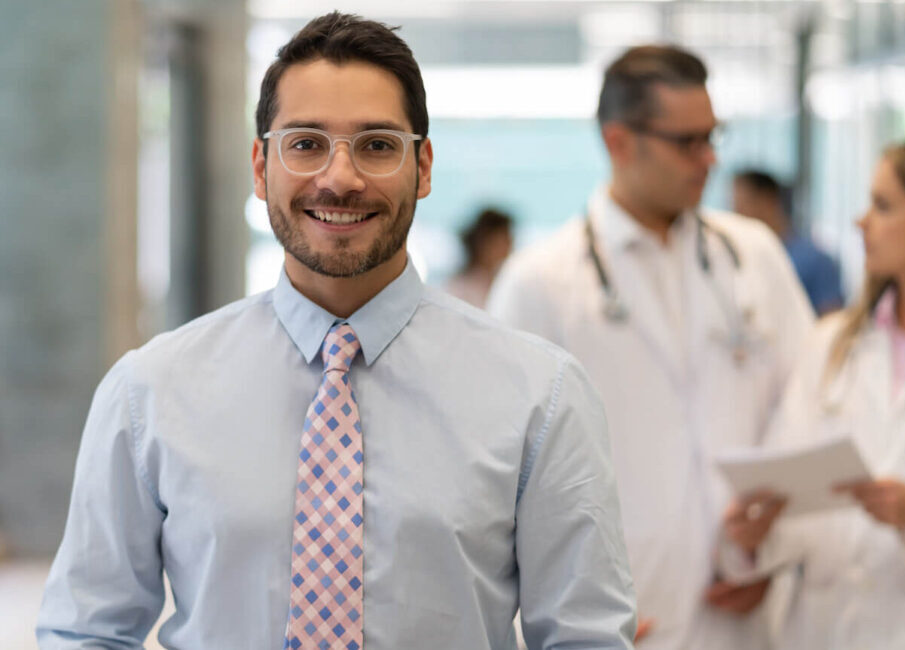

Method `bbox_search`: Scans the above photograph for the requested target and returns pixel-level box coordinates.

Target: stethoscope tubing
[584,210,741,304]
[585,211,745,342]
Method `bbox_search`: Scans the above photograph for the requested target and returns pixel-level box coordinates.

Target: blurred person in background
[446,207,513,308]
[721,142,905,649]
[36,12,636,649]
[490,44,814,649]
[733,169,845,315]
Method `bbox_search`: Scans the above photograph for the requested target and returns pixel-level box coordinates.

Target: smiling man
[37,13,635,649]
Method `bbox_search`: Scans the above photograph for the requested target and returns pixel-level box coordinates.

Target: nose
[314,142,366,195]
[856,212,869,231]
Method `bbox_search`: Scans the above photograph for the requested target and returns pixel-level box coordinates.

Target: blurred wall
[0,0,133,556]
[0,0,247,556]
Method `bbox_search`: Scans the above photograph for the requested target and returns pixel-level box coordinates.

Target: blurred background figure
[490,43,814,650]
[446,207,514,308]
[721,142,905,649]
[733,170,845,315]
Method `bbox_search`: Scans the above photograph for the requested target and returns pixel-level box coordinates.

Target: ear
[601,122,634,166]
[416,137,433,200]
[252,138,267,201]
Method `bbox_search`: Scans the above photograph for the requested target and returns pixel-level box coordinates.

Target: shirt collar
[589,183,694,251]
[273,258,424,366]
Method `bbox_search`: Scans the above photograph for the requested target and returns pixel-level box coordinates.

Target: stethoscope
[584,211,755,365]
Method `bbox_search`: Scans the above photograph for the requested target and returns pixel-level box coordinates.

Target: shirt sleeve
[516,354,637,649]
[36,353,166,648]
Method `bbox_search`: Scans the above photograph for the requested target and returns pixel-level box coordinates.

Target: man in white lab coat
[489,45,814,650]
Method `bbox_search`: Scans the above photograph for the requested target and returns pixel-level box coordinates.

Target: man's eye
[361,138,397,152]
[289,138,319,151]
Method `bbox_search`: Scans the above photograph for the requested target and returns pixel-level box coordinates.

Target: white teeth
[313,210,369,224]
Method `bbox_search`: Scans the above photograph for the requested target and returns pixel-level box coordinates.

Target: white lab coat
[488,185,814,650]
[730,311,905,650]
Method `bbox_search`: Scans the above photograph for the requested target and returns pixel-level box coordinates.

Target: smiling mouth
[303,209,379,225]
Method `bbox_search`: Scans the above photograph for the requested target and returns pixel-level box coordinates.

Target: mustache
[290,192,387,214]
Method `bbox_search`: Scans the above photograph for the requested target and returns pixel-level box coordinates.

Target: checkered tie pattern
[285,323,364,650]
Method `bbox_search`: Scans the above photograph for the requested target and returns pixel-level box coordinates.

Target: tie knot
[322,323,361,373]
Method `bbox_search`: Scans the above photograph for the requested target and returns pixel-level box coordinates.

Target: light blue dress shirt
[37,261,636,649]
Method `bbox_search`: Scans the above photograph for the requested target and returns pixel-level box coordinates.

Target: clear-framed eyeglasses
[627,122,724,157]
[262,127,423,177]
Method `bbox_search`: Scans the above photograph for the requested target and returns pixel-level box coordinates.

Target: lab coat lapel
[853,329,899,472]
[686,216,749,370]
[612,247,688,383]
[595,192,687,384]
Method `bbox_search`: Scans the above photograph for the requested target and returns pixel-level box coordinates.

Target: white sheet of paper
[715,436,872,517]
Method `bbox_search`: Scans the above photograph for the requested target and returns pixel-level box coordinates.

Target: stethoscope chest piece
[603,296,629,323]
[713,306,762,367]
[729,336,749,367]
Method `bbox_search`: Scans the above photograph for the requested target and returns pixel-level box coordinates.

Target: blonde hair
[823,142,905,387]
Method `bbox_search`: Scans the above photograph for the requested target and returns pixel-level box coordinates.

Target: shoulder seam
[516,353,567,504]
[122,356,166,511]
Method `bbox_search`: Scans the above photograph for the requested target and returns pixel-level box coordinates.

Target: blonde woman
[721,142,905,649]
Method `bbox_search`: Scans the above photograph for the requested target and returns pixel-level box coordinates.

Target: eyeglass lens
[279,130,408,175]
[678,128,721,153]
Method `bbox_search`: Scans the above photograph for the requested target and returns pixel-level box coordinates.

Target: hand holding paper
[716,436,872,518]
[723,490,787,552]
[704,576,772,614]
[835,478,905,529]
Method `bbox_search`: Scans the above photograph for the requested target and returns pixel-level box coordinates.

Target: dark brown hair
[255,12,428,154]
[461,208,513,268]
[734,168,793,213]
[596,45,708,126]
[734,169,782,200]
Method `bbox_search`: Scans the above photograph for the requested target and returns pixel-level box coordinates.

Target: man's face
[252,59,432,278]
[624,84,717,215]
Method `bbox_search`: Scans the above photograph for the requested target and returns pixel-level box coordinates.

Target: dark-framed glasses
[262,127,422,177]
[629,123,724,156]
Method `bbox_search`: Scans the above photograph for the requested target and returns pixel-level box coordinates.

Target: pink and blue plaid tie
[286,324,364,650]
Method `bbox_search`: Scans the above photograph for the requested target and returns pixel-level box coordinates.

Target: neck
[284,249,407,318]
[467,258,500,278]
[609,183,678,245]
[460,265,495,288]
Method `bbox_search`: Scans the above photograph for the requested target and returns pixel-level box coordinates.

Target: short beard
[267,183,417,278]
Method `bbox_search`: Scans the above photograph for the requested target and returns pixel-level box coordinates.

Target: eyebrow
[276,119,410,133]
